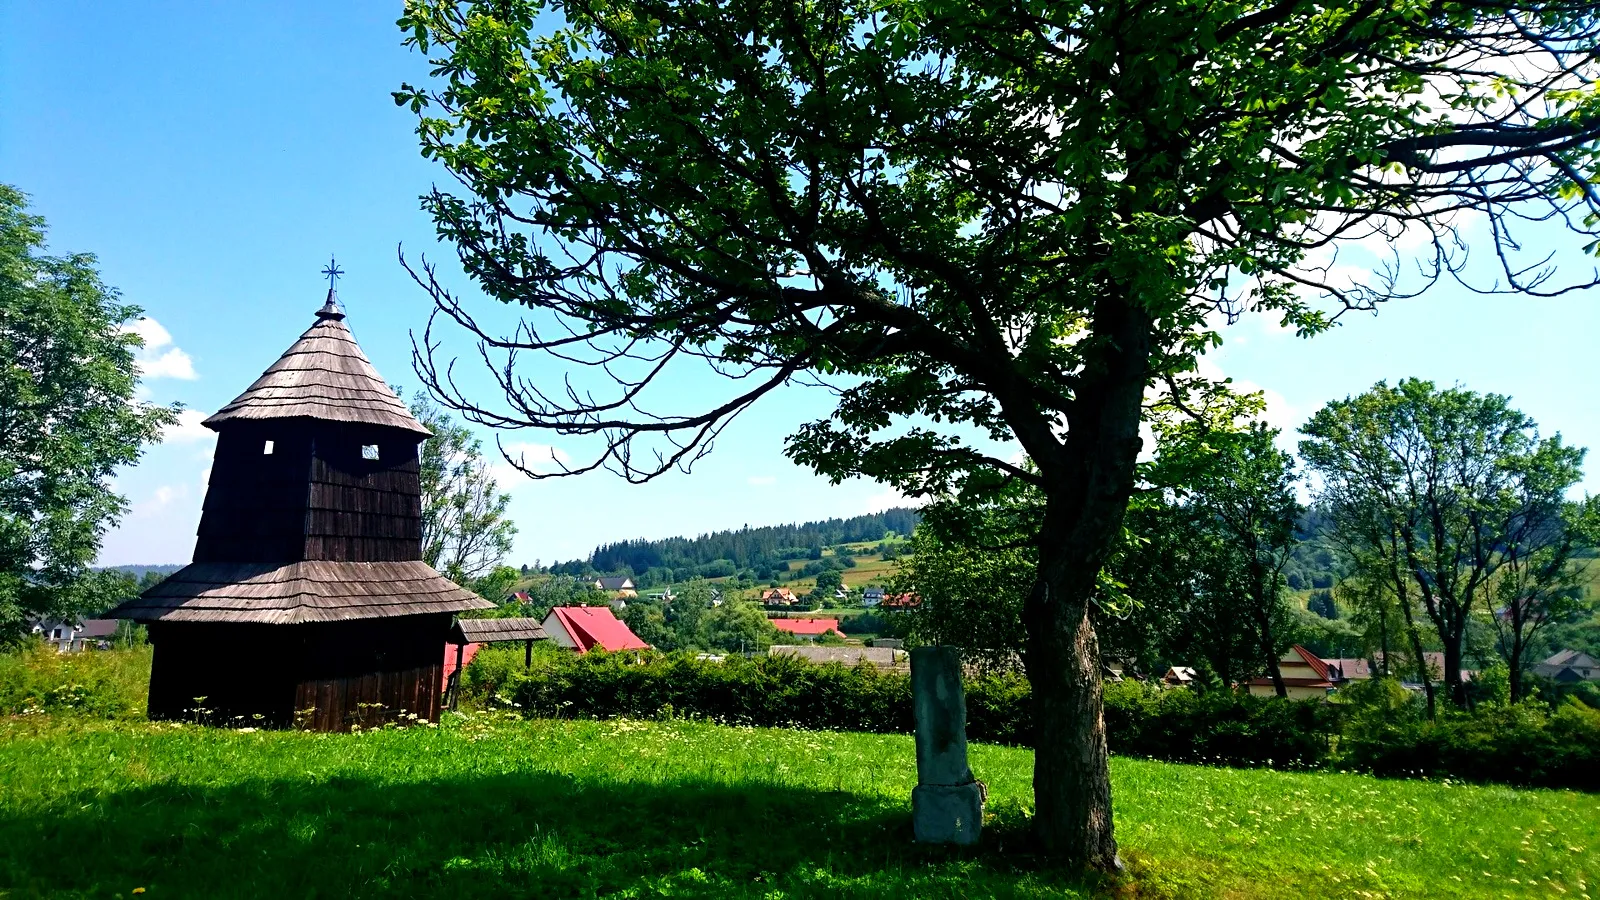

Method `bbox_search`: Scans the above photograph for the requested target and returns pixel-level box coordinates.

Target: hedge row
[480,649,1600,791]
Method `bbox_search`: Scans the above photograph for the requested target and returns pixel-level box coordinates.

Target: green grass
[1,714,1594,898]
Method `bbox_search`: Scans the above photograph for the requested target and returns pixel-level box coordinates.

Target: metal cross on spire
[321,256,345,291]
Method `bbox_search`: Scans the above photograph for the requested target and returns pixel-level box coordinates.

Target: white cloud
[747,475,777,486]
[863,484,927,514]
[124,317,197,380]
[1194,356,1302,438]
[490,442,572,486]
[165,409,215,444]
[131,483,187,519]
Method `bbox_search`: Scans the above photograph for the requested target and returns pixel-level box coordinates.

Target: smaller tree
[1181,424,1302,697]
[1488,498,1599,702]
[893,497,1033,673]
[410,392,517,583]
[810,569,843,604]
[702,599,779,654]
[467,565,522,611]
[0,185,176,642]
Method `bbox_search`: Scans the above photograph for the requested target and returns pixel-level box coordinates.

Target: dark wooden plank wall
[290,612,449,729]
[193,425,314,563]
[304,425,423,562]
[146,622,300,725]
[292,662,442,731]
[147,615,451,731]
[193,420,424,564]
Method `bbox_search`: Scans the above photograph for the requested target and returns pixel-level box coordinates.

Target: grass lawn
[1,715,1594,898]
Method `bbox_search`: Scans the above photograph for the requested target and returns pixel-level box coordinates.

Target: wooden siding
[147,614,451,730]
[303,424,424,562]
[193,424,313,563]
[192,421,425,564]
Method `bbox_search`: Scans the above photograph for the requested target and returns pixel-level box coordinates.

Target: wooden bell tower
[110,289,493,729]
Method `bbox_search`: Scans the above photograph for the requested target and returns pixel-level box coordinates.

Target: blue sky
[5,2,1598,567]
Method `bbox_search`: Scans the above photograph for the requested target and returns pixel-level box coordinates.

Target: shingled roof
[202,294,430,436]
[109,560,494,625]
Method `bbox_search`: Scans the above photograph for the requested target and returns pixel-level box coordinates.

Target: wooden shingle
[202,295,430,436]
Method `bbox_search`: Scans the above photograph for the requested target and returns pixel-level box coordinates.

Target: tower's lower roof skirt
[108,560,495,625]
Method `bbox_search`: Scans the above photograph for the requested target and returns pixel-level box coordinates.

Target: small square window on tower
[361,444,381,461]
[263,440,275,455]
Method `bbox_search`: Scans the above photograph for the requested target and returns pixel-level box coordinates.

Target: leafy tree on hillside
[0,186,176,643]
[810,569,843,604]
[894,503,1032,673]
[399,0,1600,865]
[1302,381,1587,713]
[410,393,517,582]
[702,598,779,653]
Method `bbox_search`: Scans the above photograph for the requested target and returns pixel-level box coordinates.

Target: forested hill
[581,508,919,577]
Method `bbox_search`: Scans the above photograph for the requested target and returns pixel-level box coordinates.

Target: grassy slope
[1,715,1594,899]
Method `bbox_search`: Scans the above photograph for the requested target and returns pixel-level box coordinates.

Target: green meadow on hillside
[1,714,1594,899]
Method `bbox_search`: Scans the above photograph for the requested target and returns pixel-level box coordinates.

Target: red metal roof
[549,606,651,652]
[1244,644,1337,689]
[770,617,841,636]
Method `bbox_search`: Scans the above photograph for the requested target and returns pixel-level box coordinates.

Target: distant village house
[32,619,118,653]
[1244,646,1340,699]
[541,605,651,653]
[760,587,799,605]
[1535,649,1600,683]
[1162,666,1198,687]
[589,576,637,598]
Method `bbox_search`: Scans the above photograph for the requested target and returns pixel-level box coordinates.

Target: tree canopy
[411,392,518,583]
[398,0,1600,866]
[1301,379,1588,712]
[0,185,176,643]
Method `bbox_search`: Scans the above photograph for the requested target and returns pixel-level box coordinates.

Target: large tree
[0,185,175,644]
[397,0,1600,866]
[1301,380,1587,711]
[410,392,518,583]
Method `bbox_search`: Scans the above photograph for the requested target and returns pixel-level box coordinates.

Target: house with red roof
[1244,644,1340,699]
[541,606,651,653]
[769,617,841,641]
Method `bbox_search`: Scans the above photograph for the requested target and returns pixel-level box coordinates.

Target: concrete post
[910,646,984,845]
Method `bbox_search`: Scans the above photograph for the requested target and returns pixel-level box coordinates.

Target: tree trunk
[1508,630,1526,703]
[1399,600,1435,719]
[1442,635,1465,708]
[1376,599,1391,677]
[1024,550,1119,871]
[1265,642,1287,698]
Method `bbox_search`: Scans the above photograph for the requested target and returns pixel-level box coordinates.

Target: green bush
[1101,680,1338,769]
[837,613,886,635]
[502,653,1596,791]
[0,643,150,719]
[1337,694,1600,790]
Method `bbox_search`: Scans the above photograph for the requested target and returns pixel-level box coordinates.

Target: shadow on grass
[0,769,1121,899]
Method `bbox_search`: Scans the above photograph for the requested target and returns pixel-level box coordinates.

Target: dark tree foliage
[398,0,1600,866]
[586,508,918,578]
